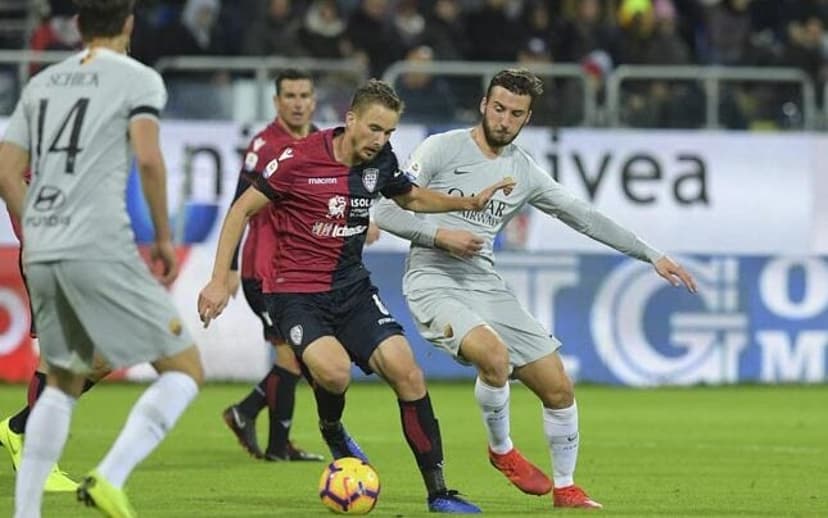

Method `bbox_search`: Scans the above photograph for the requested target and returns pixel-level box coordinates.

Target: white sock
[543,401,579,488]
[474,377,513,454]
[97,372,198,488]
[14,387,76,518]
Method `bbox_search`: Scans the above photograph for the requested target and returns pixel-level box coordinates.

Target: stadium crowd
[8,0,828,128]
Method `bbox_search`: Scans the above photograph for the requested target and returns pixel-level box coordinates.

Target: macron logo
[309,177,338,185]
[279,148,294,161]
[253,137,266,151]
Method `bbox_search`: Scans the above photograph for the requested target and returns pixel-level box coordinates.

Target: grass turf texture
[0,382,825,517]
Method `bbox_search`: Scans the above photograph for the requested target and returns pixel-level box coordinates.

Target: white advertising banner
[1,120,828,382]
[515,129,816,255]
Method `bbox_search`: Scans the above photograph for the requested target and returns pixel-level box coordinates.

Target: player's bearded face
[349,103,400,162]
[480,87,532,148]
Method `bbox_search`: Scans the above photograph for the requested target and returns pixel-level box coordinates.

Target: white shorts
[405,286,560,368]
[26,259,193,374]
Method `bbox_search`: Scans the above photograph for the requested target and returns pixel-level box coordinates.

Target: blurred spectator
[156,0,229,58]
[554,0,617,63]
[346,0,404,77]
[705,0,754,65]
[29,1,81,52]
[243,0,305,56]
[394,45,458,124]
[522,0,554,48]
[299,0,354,59]
[394,0,426,50]
[616,0,657,64]
[466,0,523,62]
[781,14,827,84]
[646,0,692,64]
[516,37,563,127]
[27,0,81,76]
[158,0,233,119]
[422,0,470,60]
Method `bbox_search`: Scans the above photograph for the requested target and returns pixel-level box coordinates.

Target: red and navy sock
[237,366,277,418]
[399,393,447,497]
[264,364,299,456]
[314,385,346,426]
[8,372,96,434]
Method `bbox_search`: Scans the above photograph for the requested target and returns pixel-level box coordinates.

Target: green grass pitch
[0,382,825,517]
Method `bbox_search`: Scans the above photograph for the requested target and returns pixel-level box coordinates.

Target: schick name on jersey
[48,72,99,88]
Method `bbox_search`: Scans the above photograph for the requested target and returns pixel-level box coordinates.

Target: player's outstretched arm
[393,177,515,213]
[0,142,30,219]
[198,188,269,327]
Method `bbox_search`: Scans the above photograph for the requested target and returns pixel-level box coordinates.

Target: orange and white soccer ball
[318,457,380,514]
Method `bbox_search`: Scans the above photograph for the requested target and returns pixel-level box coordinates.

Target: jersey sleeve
[230,144,257,270]
[374,136,444,246]
[526,156,663,263]
[400,134,443,188]
[245,142,295,201]
[127,67,167,122]
[3,85,32,150]
[378,148,414,198]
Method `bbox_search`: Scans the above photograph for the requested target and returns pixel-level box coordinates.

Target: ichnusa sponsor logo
[311,222,367,238]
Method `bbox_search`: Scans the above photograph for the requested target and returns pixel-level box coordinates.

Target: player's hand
[469,176,516,210]
[435,228,484,258]
[151,239,179,287]
[365,221,381,246]
[227,270,241,298]
[654,256,697,294]
[198,278,230,328]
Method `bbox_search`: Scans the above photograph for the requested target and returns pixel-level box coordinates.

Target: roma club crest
[362,168,378,193]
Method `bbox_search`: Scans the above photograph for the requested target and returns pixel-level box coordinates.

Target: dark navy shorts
[242,277,282,342]
[265,278,404,375]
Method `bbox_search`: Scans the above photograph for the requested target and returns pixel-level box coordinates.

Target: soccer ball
[318,457,381,514]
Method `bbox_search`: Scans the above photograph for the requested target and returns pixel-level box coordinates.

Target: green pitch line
[0,382,825,517]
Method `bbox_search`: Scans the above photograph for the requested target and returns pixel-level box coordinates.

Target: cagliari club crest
[289,325,303,346]
[362,168,378,193]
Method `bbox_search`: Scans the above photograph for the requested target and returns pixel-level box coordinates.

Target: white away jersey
[4,47,166,263]
[376,128,661,293]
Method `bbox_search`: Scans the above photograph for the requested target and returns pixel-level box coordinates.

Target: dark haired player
[0,1,204,516]
[375,68,697,509]
[221,68,324,463]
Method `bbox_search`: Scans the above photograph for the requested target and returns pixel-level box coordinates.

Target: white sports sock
[97,372,198,488]
[474,377,513,454]
[14,387,76,518]
[543,401,579,488]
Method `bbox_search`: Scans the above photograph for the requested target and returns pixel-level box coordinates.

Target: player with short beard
[374,68,697,509]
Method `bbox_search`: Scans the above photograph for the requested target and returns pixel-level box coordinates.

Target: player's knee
[273,344,301,375]
[314,366,351,394]
[475,346,510,386]
[541,379,574,408]
[395,364,426,394]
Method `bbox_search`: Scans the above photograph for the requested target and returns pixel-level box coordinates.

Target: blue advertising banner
[363,252,828,385]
